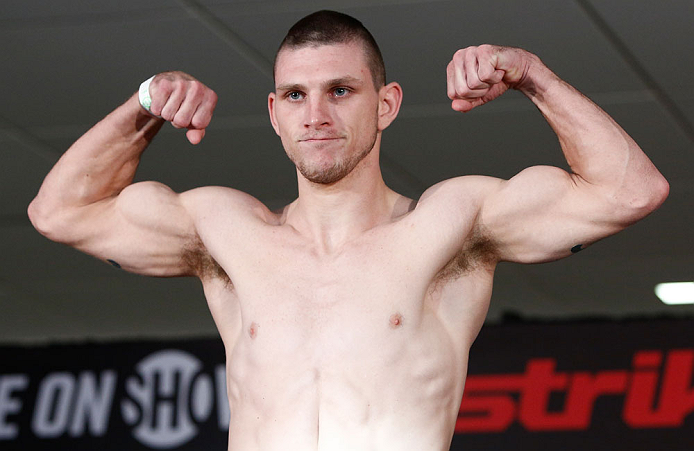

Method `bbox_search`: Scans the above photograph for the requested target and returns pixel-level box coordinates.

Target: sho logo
[120,350,215,449]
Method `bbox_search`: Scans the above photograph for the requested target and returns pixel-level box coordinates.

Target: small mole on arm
[107,259,121,269]
[571,244,584,254]
[389,313,404,329]
[249,322,259,339]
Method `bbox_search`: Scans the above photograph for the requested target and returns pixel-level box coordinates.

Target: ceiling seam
[0,115,60,164]
[175,0,274,80]
[204,0,453,17]
[380,152,428,194]
[575,0,694,144]
[0,7,186,31]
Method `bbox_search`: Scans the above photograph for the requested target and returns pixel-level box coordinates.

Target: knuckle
[157,77,174,93]
[188,81,203,97]
[455,86,470,98]
[161,108,175,121]
[173,80,188,95]
[479,70,495,83]
[453,48,468,63]
[446,61,456,77]
[191,116,208,129]
[172,116,188,128]
[203,92,218,113]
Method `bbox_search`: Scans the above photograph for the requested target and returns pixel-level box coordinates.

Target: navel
[249,322,259,339]
[389,313,404,329]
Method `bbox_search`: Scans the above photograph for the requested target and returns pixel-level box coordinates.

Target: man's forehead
[277,41,365,59]
[274,42,370,82]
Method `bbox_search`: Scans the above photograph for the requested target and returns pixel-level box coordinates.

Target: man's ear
[268,92,281,136]
[377,82,403,131]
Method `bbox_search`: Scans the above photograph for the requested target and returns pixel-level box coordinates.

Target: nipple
[249,322,259,339]
[389,313,404,329]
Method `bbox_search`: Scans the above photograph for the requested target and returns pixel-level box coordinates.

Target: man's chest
[239,242,422,322]
[202,216,493,355]
[209,230,436,358]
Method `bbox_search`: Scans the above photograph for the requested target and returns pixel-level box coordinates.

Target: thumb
[186,128,206,145]
[451,98,480,113]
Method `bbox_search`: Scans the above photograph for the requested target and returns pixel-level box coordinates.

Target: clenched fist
[144,71,218,145]
[446,45,539,113]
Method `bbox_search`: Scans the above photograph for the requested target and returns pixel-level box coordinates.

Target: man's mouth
[299,136,341,142]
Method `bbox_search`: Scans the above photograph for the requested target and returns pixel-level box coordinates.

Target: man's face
[269,42,381,185]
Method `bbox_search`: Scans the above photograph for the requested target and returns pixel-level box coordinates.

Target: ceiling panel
[0,0,176,20]
[0,17,271,129]
[590,0,694,103]
[0,0,691,344]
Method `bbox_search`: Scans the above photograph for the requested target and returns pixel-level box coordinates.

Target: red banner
[0,318,692,450]
[451,318,694,451]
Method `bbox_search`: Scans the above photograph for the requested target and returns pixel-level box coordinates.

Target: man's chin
[300,166,349,185]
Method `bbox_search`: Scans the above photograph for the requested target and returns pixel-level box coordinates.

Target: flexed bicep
[478,166,629,264]
[66,181,199,277]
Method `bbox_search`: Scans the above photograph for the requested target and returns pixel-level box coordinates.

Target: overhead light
[655,282,694,305]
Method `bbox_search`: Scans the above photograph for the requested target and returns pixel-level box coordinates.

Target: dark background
[1,0,693,343]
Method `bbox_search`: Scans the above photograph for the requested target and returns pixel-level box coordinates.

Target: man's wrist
[515,56,559,100]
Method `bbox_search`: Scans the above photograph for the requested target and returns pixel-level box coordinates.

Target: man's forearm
[519,61,668,212]
[29,94,163,220]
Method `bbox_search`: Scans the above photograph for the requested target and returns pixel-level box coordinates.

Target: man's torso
[192,187,496,451]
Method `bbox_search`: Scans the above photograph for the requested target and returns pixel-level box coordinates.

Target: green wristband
[138,75,156,113]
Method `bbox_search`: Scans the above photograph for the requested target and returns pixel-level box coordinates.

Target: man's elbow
[621,173,670,222]
[27,197,72,243]
[652,174,670,208]
[28,197,51,238]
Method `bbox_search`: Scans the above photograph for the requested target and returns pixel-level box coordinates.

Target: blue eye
[334,87,348,97]
[288,91,303,100]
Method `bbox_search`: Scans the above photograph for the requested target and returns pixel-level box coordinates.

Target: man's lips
[299,136,342,144]
[299,136,342,142]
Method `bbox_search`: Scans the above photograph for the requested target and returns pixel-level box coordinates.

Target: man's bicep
[479,165,626,264]
[69,181,198,277]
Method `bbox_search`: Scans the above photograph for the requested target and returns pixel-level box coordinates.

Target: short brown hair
[274,10,386,89]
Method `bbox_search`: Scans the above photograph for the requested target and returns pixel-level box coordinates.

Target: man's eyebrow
[276,82,305,93]
[324,76,364,88]
[276,76,364,93]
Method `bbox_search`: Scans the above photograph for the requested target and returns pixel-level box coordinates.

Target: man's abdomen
[224,304,463,451]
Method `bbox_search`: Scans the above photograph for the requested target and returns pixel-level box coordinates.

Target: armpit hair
[434,225,498,285]
[182,235,232,287]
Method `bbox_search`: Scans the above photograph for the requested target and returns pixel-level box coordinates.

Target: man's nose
[304,96,331,127]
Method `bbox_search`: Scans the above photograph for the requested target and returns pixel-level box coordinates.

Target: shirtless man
[28,10,668,451]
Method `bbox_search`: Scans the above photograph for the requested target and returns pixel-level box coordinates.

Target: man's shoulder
[180,186,275,225]
[414,175,503,216]
[376,176,503,278]
[178,186,276,284]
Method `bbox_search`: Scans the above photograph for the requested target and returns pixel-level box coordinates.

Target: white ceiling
[1,0,692,343]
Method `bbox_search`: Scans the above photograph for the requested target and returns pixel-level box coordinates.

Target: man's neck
[284,153,401,254]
